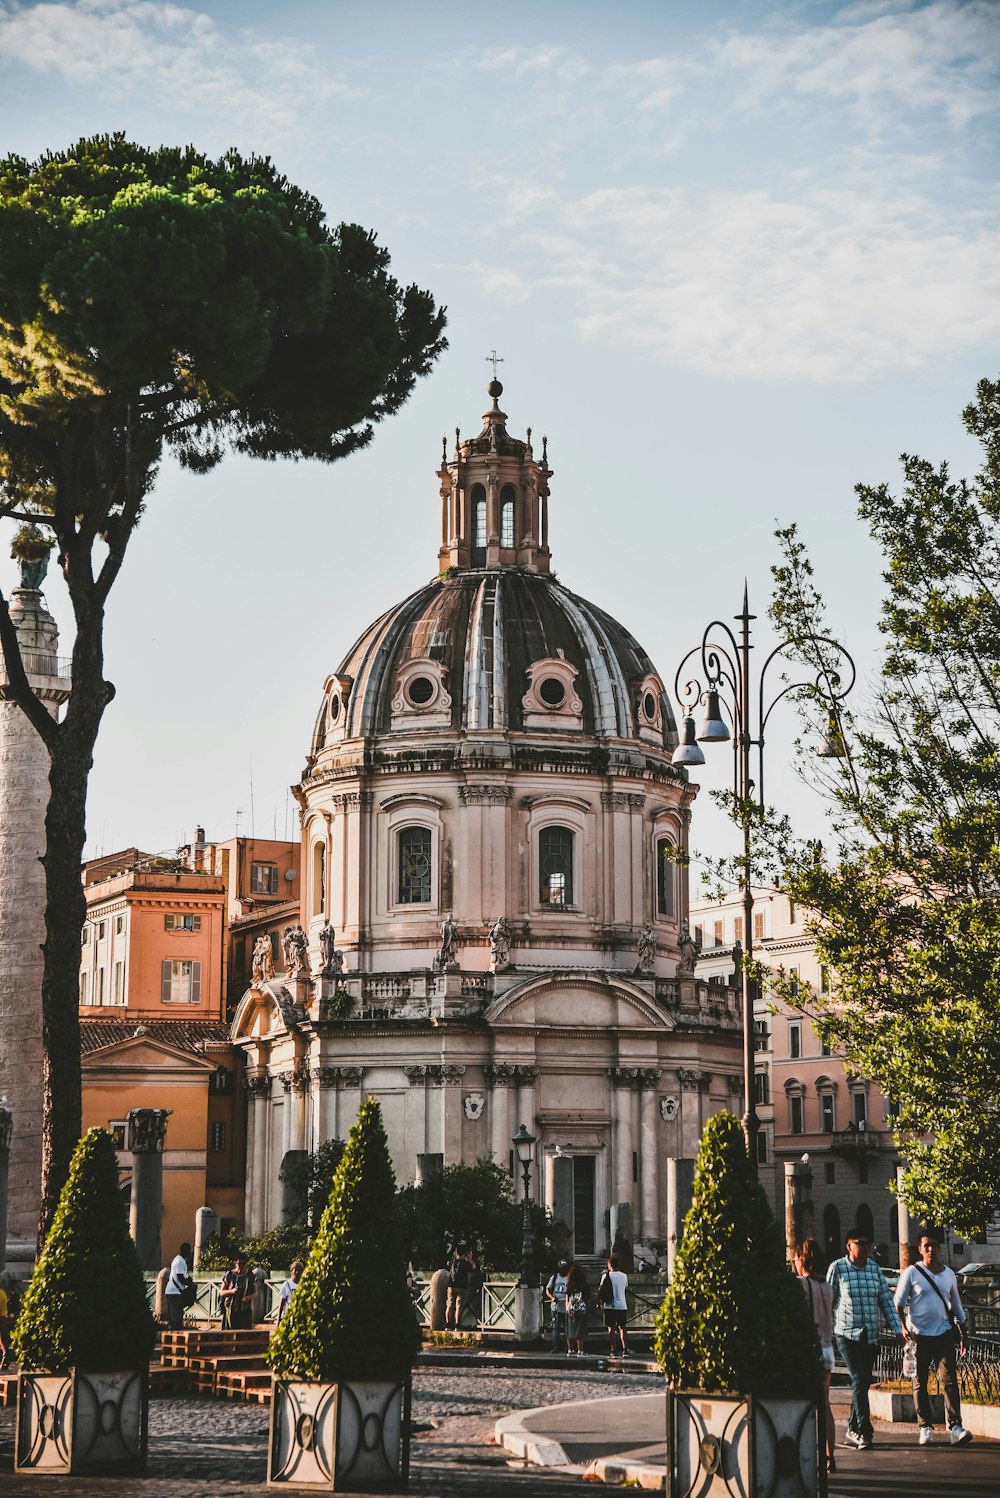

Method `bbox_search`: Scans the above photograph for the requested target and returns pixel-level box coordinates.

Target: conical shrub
[268,1097,421,1384]
[13,1127,156,1371]
[654,1111,823,1398]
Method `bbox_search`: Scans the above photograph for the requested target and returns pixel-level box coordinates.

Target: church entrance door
[573,1155,596,1255]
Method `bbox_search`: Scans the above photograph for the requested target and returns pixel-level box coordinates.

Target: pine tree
[12,1127,156,1371]
[268,1098,421,1384]
[655,1111,822,1398]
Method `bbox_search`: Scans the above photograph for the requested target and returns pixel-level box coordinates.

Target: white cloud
[469,181,1000,382]
[0,0,353,137]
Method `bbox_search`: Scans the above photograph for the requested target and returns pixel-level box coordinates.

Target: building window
[81,925,90,946]
[80,972,88,1005]
[251,863,279,895]
[852,1091,868,1127]
[97,967,105,1005]
[312,840,326,917]
[820,1094,835,1133]
[823,1203,841,1260]
[713,920,724,946]
[821,1037,832,1057]
[164,913,202,932]
[98,920,106,940]
[789,900,797,925]
[756,1132,768,1164]
[115,915,123,935]
[859,1158,869,1185]
[109,1120,127,1150]
[825,1162,836,1185]
[500,486,515,548]
[857,1203,874,1241]
[734,916,743,944]
[210,1067,232,1095]
[753,910,765,941]
[789,1022,802,1059]
[471,484,487,564]
[820,964,830,994]
[160,959,203,1004]
[789,1094,804,1134]
[656,839,675,917]
[539,826,574,907]
[397,826,432,904]
[754,1071,769,1106]
[114,962,123,1004]
[210,1121,227,1152]
[789,964,799,996]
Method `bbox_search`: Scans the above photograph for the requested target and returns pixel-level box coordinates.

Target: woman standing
[565,1263,590,1355]
[219,1254,253,1331]
[794,1239,836,1474]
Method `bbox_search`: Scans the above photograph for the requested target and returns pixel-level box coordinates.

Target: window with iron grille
[398,826,432,904]
[656,839,675,917]
[250,862,279,895]
[539,826,574,907]
[210,1121,226,1152]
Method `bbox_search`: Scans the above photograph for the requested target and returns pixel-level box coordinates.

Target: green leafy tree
[197,1221,312,1274]
[396,1157,558,1272]
[0,134,445,1239]
[655,1111,822,1397]
[279,1138,346,1229]
[268,1098,420,1384]
[12,1127,155,1371]
[769,377,1000,1236]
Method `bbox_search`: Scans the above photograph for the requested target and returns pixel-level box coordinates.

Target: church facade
[231,380,742,1257]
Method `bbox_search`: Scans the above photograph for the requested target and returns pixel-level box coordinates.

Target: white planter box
[268,1376,410,1491]
[15,1368,148,1475]
[667,1389,825,1498]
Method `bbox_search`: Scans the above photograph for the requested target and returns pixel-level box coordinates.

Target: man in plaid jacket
[827,1227,902,1450]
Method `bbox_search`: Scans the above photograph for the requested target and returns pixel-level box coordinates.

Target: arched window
[856,1203,874,1244]
[823,1203,841,1260]
[539,826,574,907]
[500,485,515,548]
[656,837,675,918]
[312,840,326,917]
[471,483,487,566]
[397,826,432,904]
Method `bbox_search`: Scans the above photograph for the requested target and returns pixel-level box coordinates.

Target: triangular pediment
[82,1036,216,1072]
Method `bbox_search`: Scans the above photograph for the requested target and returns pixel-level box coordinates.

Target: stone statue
[13,525,52,591]
[489,916,513,972]
[251,934,274,984]
[637,922,656,972]
[436,912,458,970]
[318,921,343,979]
[677,920,702,977]
[282,923,309,979]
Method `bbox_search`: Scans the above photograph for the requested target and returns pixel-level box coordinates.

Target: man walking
[827,1227,901,1450]
[895,1231,972,1446]
[545,1258,570,1353]
[446,1244,473,1331]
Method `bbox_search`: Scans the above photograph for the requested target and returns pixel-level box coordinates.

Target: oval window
[329,694,341,723]
[408,676,435,706]
[539,678,566,707]
[643,691,657,721]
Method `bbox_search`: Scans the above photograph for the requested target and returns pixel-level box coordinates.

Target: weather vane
[486,350,504,377]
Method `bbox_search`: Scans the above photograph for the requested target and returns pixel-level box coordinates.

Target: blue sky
[1,0,997,867]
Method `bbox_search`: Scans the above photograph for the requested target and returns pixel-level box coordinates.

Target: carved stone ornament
[0,1105,13,1152]
[126,1107,172,1153]
[678,1068,712,1092]
[251,933,274,984]
[441,1064,467,1087]
[464,1092,486,1120]
[637,923,656,972]
[435,913,458,971]
[639,1067,662,1088]
[459,785,513,806]
[677,920,702,977]
[489,915,513,972]
[608,1066,640,1089]
[483,1063,516,1087]
[244,1073,271,1099]
[659,1096,680,1122]
[282,923,309,979]
[279,1066,310,1094]
[318,921,344,979]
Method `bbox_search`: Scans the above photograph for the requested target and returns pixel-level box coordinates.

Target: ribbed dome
[315,569,677,749]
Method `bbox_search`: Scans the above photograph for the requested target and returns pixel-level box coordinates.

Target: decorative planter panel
[269,1377,410,1491]
[667,1390,825,1498]
[15,1368,148,1475]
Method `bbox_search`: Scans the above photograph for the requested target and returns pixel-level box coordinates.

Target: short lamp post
[512,1124,537,1286]
[672,586,854,1176]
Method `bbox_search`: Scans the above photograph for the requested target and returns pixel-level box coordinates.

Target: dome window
[539,677,566,708]
[539,825,574,907]
[643,691,657,721]
[500,485,516,549]
[391,658,452,730]
[398,825,432,904]
[329,694,341,724]
[522,655,583,730]
[636,673,666,745]
[407,676,435,706]
[471,484,487,567]
[656,836,676,919]
[319,672,353,749]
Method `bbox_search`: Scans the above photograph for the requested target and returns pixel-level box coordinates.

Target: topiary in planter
[655,1111,822,1399]
[268,1097,420,1384]
[13,1127,156,1372]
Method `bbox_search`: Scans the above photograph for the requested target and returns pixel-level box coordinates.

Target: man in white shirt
[546,1258,570,1353]
[278,1260,304,1322]
[895,1231,972,1447]
[165,1242,192,1332]
[599,1255,630,1358]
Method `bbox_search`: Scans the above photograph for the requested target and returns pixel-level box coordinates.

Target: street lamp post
[512,1124,537,1286]
[672,585,854,1175]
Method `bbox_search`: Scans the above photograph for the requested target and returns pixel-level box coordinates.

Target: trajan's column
[0,545,70,1265]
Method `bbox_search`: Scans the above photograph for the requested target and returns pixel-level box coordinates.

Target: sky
[0,0,997,872]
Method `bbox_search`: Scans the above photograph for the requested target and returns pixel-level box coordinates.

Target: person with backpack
[565,1262,590,1355]
[895,1231,972,1447]
[446,1243,473,1330]
[545,1257,570,1352]
[598,1254,630,1357]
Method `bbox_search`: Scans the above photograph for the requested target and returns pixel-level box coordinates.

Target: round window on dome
[539,677,566,708]
[643,691,657,721]
[329,694,341,724]
[407,676,436,706]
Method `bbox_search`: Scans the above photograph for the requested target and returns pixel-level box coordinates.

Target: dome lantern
[437,379,552,575]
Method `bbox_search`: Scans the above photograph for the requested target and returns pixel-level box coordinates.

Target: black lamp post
[512,1124,537,1286]
[672,585,855,1176]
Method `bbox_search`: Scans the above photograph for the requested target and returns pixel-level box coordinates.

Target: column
[340,1066,366,1138]
[639,1070,661,1239]
[514,1065,537,1146]
[896,1163,912,1269]
[126,1107,172,1271]
[610,1068,637,1210]
[317,1068,338,1147]
[487,1065,512,1168]
[246,1075,270,1235]
[678,1068,710,1158]
[666,1156,695,1279]
[440,1065,466,1164]
[784,1158,814,1262]
[0,1105,12,1272]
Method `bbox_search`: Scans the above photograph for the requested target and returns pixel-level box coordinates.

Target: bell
[816,710,847,759]
[696,688,730,743]
[671,715,706,766]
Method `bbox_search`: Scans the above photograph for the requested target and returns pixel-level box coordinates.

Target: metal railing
[875,1333,1000,1405]
[146,1274,286,1324]
[0,652,72,679]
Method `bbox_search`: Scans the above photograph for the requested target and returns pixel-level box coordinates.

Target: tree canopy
[771,375,1000,1235]
[396,1157,558,1273]
[0,133,446,1239]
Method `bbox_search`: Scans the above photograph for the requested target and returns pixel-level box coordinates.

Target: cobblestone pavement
[0,1365,662,1496]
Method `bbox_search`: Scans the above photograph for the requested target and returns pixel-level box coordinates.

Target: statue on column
[318,921,344,979]
[435,912,458,970]
[11,523,54,591]
[251,934,274,984]
[282,923,309,979]
[489,916,512,972]
[677,920,702,976]
[637,923,656,972]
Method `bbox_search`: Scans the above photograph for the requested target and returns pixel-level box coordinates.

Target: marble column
[486,1064,513,1170]
[514,1066,538,1182]
[0,1105,12,1273]
[246,1075,270,1235]
[440,1065,466,1164]
[896,1163,912,1269]
[666,1156,695,1279]
[784,1158,814,1261]
[127,1107,171,1271]
[609,1067,637,1211]
[638,1070,661,1239]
